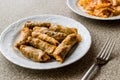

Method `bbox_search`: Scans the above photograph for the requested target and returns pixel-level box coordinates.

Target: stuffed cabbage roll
[20,45,50,62]
[49,24,77,35]
[24,21,51,29]
[33,27,67,42]
[53,34,82,63]
[32,32,59,46]
[27,37,56,55]
[15,27,31,49]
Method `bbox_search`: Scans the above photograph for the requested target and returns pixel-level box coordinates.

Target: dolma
[27,37,56,55]
[49,24,77,35]
[33,27,67,42]
[20,45,50,62]
[24,21,51,29]
[53,34,82,63]
[15,27,31,49]
[32,32,59,46]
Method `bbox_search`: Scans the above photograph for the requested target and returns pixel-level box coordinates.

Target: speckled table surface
[0,0,120,80]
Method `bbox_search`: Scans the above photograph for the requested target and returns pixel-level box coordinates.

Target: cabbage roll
[32,32,59,46]
[15,27,31,49]
[24,21,51,29]
[33,27,67,42]
[53,34,82,63]
[49,24,77,35]
[27,37,56,55]
[20,45,50,62]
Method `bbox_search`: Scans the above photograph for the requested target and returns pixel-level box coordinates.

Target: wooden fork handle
[81,63,97,80]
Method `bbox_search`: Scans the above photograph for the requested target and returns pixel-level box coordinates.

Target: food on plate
[20,45,50,62]
[25,21,51,29]
[32,32,59,46]
[49,24,77,35]
[27,36,56,55]
[77,0,120,18]
[53,34,82,63]
[15,27,32,49]
[33,27,67,42]
[15,21,82,63]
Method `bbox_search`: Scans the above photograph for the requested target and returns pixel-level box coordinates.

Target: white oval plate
[67,0,120,20]
[0,15,91,70]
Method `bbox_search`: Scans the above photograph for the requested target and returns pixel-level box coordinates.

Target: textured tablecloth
[0,0,120,80]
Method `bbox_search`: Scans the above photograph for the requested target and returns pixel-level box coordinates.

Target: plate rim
[0,14,92,70]
[66,0,120,20]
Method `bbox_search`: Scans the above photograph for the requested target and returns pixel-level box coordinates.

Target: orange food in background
[77,0,120,18]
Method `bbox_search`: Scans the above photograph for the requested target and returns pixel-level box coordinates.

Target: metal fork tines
[81,38,115,80]
[96,38,115,64]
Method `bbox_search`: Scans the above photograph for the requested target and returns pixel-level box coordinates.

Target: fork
[81,38,115,80]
